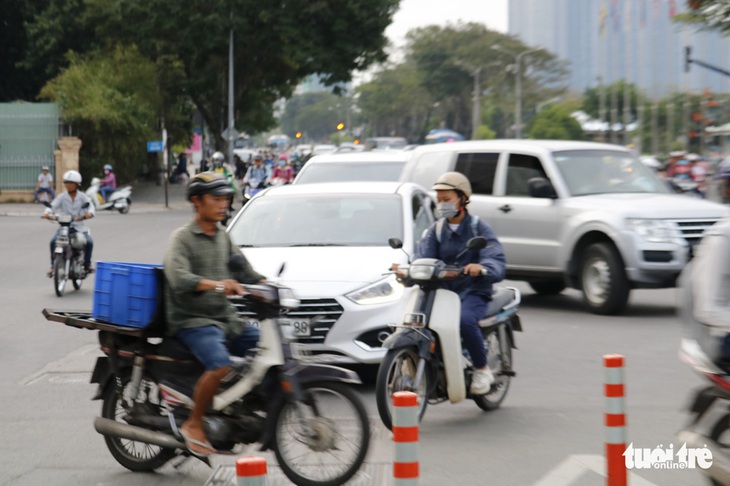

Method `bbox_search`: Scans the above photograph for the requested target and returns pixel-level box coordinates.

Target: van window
[505,154,548,196]
[412,193,432,243]
[454,152,499,195]
[408,152,452,189]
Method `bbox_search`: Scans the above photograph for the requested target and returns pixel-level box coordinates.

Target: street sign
[221,127,239,141]
[147,140,164,152]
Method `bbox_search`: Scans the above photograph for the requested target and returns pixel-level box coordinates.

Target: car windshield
[552,150,669,196]
[296,162,405,184]
[228,194,403,247]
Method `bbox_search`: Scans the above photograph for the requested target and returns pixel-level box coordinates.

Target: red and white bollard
[393,391,419,485]
[604,354,627,486]
[236,456,267,486]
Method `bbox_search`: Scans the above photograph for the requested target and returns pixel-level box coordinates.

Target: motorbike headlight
[346,275,405,305]
[627,218,676,243]
[408,264,436,280]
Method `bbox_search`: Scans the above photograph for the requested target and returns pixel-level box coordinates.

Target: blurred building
[508,0,730,97]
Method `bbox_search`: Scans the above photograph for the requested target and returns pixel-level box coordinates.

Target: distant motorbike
[242,178,268,205]
[375,236,522,430]
[43,201,91,297]
[42,261,370,486]
[86,177,132,214]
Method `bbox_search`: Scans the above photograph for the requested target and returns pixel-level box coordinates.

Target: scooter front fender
[381,328,433,358]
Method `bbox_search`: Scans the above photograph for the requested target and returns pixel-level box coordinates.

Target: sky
[385,0,509,48]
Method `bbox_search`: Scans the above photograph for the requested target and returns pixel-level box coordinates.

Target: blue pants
[99,186,115,202]
[34,187,55,202]
[176,324,260,371]
[460,293,490,369]
[50,229,93,268]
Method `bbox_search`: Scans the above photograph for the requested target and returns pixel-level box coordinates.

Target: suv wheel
[579,242,629,315]
[528,279,566,295]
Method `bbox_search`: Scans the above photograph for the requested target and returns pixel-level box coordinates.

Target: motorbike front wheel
[273,382,370,486]
[375,347,429,431]
[474,328,512,411]
[101,371,176,472]
[53,256,68,297]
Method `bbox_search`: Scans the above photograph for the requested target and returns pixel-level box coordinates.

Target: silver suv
[400,140,730,314]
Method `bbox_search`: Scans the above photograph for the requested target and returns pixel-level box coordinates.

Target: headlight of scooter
[408,263,436,280]
[346,275,405,305]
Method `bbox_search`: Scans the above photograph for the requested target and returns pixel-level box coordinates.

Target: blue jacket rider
[414,171,506,395]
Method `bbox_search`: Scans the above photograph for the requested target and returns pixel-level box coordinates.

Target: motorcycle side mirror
[388,238,411,265]
[388,238,403,249]
[466,236,487,250]
[456,236,488,260]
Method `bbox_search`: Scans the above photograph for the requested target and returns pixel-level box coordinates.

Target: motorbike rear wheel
[474,328,512,411]
[53,256,67,297]
[101,371,176,472]
[375,347,429,430]
[273,382,370,486]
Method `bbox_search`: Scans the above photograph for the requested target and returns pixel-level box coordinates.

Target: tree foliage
[677,0,730,33]
[80,0,399,151]
[528,103,584,141]
[355,22,568,141]
[279,91,353,142]
[582,81,641,121]
[39,46,188,183]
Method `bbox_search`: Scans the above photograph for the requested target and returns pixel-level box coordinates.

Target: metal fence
[0,103,61,190]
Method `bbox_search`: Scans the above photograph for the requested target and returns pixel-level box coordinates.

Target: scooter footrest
[500,370,516,377]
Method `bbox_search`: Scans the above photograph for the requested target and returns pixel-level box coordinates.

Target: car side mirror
[528,177,558,199]
[388,238,403,249]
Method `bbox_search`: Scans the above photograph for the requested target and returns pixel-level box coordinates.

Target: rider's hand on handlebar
[389,263,400,271]
[463,263,487,277]
[221,279,247,296]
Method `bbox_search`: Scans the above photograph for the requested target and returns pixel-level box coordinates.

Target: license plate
[280,318,311,337]
[244,318,312,337]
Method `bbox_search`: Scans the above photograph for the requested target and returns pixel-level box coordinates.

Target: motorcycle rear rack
[42,308,161,337]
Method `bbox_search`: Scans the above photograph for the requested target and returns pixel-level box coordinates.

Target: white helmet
[212,151,225,162]
[63,170,82,185]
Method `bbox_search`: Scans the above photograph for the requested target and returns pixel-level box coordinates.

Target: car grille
[671,219,718,247]
[232,298,343,344]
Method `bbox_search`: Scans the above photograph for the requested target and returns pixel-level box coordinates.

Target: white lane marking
[533,454,657,486]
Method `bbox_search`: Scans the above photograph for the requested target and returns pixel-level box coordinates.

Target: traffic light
[353,139,360,145]
[685,46,692,73]
[295,131,302,139]
[336,122,345,131]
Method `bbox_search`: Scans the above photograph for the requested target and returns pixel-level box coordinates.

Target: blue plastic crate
[92,262,162,328]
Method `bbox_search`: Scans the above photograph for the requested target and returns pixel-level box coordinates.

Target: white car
[226,182,436,364]
[293,151,411,185]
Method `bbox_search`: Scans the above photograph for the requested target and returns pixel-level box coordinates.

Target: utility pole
[666,101,675,153]
[471,67,481,140]
[598,76,607,143]
[227,11,235,169]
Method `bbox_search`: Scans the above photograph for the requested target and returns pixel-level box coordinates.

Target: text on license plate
[244,319,311,336]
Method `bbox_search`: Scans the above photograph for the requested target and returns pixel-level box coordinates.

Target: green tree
[528,104,584,140]
[356,62,433,141]
[80,0,399,151]
[582,81,641,121]
[403,22,568,138]
[677,1,730,33]
[280,91,351,141]
[39,46,188,184]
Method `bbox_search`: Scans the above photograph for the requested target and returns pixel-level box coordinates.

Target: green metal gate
[0,103,61,190]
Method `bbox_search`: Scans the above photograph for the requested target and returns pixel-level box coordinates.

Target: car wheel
[528,278,566,295]
[579,242,629,315]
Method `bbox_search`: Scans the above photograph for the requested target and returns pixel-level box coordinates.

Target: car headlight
[346,275,405,305]
[627,218,676,243]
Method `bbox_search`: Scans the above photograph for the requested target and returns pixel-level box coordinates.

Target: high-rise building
[508,0,730,97]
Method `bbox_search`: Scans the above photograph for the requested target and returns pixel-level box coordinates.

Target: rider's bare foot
[180,423,215,457]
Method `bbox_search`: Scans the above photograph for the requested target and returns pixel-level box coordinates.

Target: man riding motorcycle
[163,172,266,457]
[393,171,506,394]
[43,170,95,277]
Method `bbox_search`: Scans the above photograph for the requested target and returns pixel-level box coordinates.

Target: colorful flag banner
[669,0,677,18]
[599,1,608,37]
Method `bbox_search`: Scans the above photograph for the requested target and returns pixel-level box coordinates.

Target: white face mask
[435,202,459,219]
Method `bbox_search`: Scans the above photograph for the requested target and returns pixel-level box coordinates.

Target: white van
[400,140,730,314]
